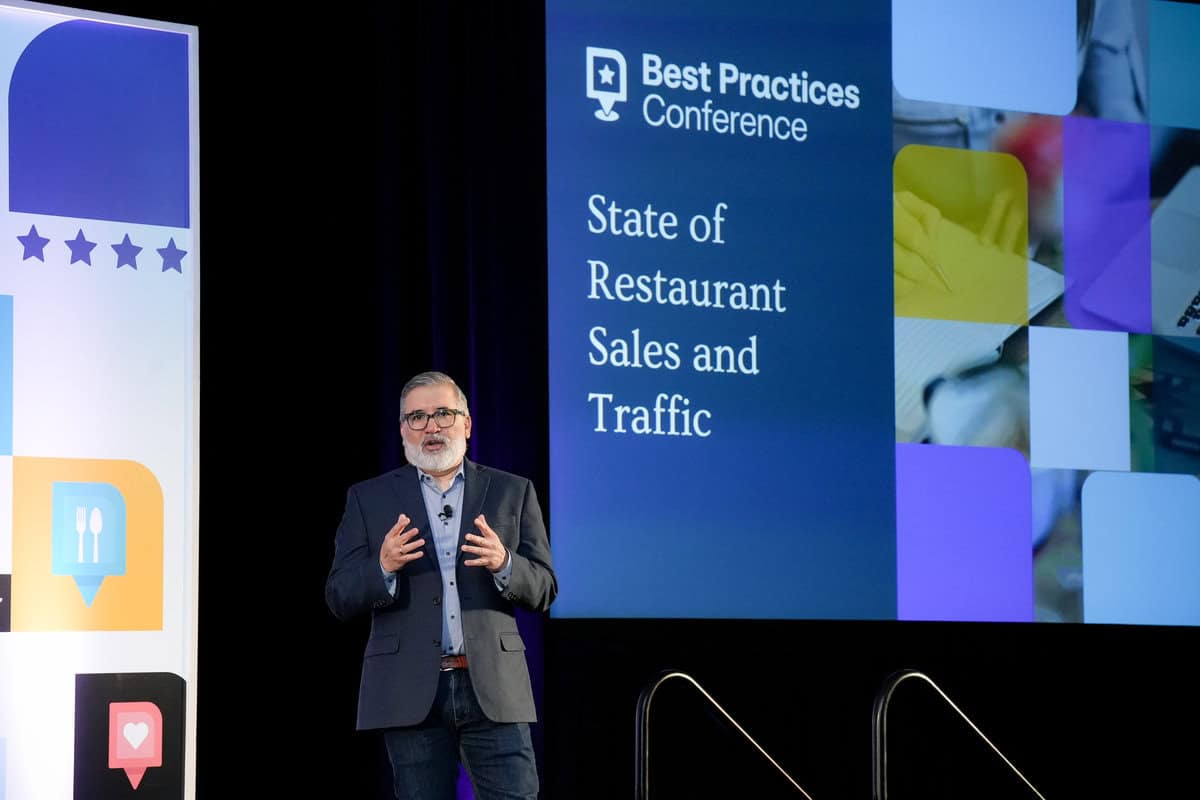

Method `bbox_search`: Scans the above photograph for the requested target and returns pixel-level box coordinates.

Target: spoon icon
[90,506,104,563]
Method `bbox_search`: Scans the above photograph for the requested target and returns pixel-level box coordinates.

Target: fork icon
[75,506,87,563]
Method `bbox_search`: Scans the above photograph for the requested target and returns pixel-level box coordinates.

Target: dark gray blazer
[325,460,557,730]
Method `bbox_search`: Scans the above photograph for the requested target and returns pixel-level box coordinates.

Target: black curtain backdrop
[72,2,1199,798]
[187,3,551,796]
[70,0,551,795]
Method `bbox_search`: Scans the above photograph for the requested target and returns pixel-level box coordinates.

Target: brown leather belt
[439,654,468,671]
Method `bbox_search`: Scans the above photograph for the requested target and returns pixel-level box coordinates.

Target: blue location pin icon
[51,482,127,605]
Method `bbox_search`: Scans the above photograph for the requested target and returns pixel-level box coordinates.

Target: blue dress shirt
[383,462,513,655]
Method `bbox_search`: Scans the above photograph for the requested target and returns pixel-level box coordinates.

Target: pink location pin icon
[108,701,163,789]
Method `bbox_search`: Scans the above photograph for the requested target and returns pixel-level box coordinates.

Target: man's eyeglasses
[401,408,468,431]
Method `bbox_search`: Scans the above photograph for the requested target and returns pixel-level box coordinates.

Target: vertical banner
[547,0,896,618]
[0,5,198,798]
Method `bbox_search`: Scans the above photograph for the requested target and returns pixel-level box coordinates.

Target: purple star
[157,237,187,273]
[17,224,50,261]
[112,233,141,270]
[65,229,97,265]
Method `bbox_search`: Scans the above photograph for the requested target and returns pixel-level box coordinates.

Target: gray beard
[404,433,467,474]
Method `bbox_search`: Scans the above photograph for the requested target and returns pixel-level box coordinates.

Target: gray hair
[401,371,470,416]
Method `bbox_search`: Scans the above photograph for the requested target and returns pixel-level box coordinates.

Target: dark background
[77,1,1200,797]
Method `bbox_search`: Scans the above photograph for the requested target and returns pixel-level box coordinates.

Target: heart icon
[123,721,150,750]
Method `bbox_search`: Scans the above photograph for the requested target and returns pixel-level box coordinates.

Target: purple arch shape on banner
[8,20,188,227]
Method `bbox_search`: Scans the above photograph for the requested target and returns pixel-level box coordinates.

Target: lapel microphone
[438,505,454,522]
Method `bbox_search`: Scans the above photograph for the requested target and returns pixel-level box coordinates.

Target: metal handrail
[871,669,1047,800]
[635,669,815,800]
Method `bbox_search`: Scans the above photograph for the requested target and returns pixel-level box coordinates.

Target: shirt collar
[418,460,466,487]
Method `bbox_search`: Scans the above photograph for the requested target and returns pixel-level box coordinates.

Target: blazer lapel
[388,465,434,559]
[459,459,491,545]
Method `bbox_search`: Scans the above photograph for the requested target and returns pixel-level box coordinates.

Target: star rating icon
[17,225,50,261]
[11,223,188,274]
[598,63,615,85]
[157,238,187,273]
[112,233,142,270]
[65,229,97,265]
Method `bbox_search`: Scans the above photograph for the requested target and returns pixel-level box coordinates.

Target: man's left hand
[462,514,509,573]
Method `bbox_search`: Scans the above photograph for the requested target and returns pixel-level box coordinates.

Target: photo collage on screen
[892,0,1200,624]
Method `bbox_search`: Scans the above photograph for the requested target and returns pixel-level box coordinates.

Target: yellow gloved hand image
[893,144,1030,325]
[894,190,951,299]
[976,187,1025,255]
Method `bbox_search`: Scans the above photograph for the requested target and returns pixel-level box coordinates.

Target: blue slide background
[547,0,896,618]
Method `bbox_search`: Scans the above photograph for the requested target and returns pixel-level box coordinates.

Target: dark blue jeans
[383,669,538,800]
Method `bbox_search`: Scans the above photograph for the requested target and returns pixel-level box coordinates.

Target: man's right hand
[380,513,425,573]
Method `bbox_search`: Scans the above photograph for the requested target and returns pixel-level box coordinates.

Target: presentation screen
[547,0,1200,625]
[0,3,199,798]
